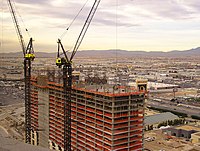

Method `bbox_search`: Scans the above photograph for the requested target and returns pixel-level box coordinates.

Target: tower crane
[56,0,100,150]
[7,0,35,144]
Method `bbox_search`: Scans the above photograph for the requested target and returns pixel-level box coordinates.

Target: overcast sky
[1,0,200,53]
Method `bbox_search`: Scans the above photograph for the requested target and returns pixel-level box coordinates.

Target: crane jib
[7,0,35,59]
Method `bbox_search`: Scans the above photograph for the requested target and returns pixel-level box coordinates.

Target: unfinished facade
[30,75,146,151]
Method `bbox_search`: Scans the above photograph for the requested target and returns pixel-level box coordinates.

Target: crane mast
[56,0,101,150]
[7,0,35,144]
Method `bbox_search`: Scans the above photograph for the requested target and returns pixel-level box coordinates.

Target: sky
[1,0,200,53]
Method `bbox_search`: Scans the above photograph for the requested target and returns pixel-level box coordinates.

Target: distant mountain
[0,52,55,58]
[1,47,200,58]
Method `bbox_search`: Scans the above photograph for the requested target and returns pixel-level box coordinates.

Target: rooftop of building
[129,82,178,89]
[81,84,138,94]
[32,76,147,97]
[74,84,146,97]
[175,125,200,132]
[192,131,200,137]
[144,112,179,126]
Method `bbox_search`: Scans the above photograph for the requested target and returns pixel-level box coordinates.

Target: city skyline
[1,0,200,53]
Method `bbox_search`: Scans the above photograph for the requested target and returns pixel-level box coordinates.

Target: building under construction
[30,75,146,151]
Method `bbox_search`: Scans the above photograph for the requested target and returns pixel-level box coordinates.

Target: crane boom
[7,0,26,56]
[56,1,101,150]
[7,0,35,144]
[70,0,100,60]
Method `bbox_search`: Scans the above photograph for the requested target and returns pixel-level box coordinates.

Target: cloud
[138,0,200,19]
[7,0,200,23]
[8,0,141,28]
[15,0,49,5]
[180,0,200,13]
[2,0,200,52]
[101,0,199,20]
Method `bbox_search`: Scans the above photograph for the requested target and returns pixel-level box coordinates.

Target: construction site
[29,74,146,150]
[0,0,148,150]
[2,0,200,151]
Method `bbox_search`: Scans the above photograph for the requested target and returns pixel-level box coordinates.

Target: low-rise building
[163,125,200,139]
[191,131,200,144]
[144,112,179,130]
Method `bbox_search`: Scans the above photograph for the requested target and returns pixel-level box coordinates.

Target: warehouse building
[163,125,200,139]
[191,131,200,144]
[144,112,179,130]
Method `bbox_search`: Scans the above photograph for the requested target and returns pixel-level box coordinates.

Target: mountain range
[1,47,200,58]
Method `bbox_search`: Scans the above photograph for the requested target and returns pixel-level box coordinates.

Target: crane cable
[13,0,31,38]
[59,0,89,40]
[115,0,119,84]
[1,0,3,52]
[70,0,100,60]
[115,0,118,61]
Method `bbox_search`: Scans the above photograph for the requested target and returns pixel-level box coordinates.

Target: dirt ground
[0,103,25,141]
[145,108,159,116]
[0,87,23,106]
[144,130,199,151]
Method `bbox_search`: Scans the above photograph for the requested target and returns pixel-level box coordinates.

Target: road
[0,126,9,137]
[147,100,200,117]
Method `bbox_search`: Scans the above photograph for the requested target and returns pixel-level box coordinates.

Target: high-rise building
[30,75,146,151]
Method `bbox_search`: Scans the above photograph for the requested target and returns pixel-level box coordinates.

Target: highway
[147,99,200,117]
